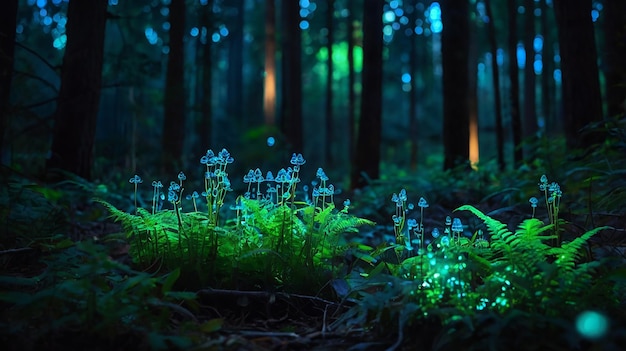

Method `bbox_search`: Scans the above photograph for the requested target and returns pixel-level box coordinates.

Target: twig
[0,247,34,255]
[197,287,340,306]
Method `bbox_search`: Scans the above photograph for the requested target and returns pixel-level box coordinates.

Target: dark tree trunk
[485,0,505,170]
[408,0,419,171]
[198,1,213,150]
[0,0,18,157]
[540,0,556,135]
[161,0,185,172]
[46,0,108,180]
[441,0,470,170]
[280,0,303,152]
[508,0,523,166]
[523,0,537,142]
[264,0,276,125]
[347,0,356,171]
[553,0,603,148]
[325,0,335,166]
[351,0,383,189]
[227,0,244,124]
[602,0,626,118]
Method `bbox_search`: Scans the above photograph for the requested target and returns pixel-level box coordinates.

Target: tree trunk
[602,0,626,118]
[351,0,383,189]
[46,0,108,180]
[408,0,419,171]
[540,0,556,135]
[161,0,186,172]
[198,1,213,149]
[553,0,603,148]
[441,0,470,170]
[325,0,335,166]
[508,0,523,166]
[263,0,277,125]
[347,0,356,172]
[485,0,505,170]
[227,0,244,124]
[523,0,537,142]
[280,0,303,152]
[0,0,18,158]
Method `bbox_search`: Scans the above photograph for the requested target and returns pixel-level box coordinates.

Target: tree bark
[408,0,419,171]
[263,0,276,125]
[46,0,108,180]
[227,0,244,124]
[325,0,335,166]
[0,0,18,157]
[523,0,537,142]
[347,0,356,172]
[280,0,303,152]
[351,0,383,189]
[198,1,213,150]
[602,0,626,118]
[441,0,470,170]
[553,0,603,148]
[161,0,186,172]
[485,0,505,170]
[508,0,523,166]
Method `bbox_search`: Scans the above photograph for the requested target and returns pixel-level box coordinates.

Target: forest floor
[3,161,626,350]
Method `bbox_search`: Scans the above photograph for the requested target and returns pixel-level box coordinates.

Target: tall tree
[197,0,213,149]
[553,0,603,148]
[161,0,186,171]
[280,0,303,152]
[408,0,419,171]
[227,0,244,124]
[508,0,523,166]
[325,0,335,166]
[441,0,470,170]
[540,0,556,134]
[0,0,18,157]
[351,0,383,189]
[485,0,505,170]
[602,0,626,118]
[347,0,356,170]
[46,0,108,180]
[263,0,277,126]
[523,0,537,142]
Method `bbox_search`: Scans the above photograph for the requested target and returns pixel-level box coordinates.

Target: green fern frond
[549,226,609,271]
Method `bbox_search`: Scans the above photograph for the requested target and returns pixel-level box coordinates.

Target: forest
[1,0,625,350]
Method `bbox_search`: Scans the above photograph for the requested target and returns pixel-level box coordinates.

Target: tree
[227,0,244,124]
[325,0,335,166]
[441,0,470,170]
[351,0,383,189]
[523,0,537,142]
[553,0,603,148]
[407,0,420,171]
[161,0,186,171]
[46,0,108,180]
[485,0,505,170]
[263,0,277,125]
[197,0,213,150]
[347,0,356,170]
[0,0,18,158]
[508,0,523,166]
[602,0,626,118]
[280,0,303,152]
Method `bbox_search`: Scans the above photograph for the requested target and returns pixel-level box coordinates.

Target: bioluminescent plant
[129,174,142,214]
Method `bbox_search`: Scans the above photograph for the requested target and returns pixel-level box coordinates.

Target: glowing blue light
[40,8,47,17]
[160,7,169,17]
[431,21,442,33]
[401,73,411,83]
[534,57,542,74]
[162,22,170,31]
[591,9,599,22]
[517,43,526,69]
[162,46,170,55]
[190,27,199,37]
[384,11,396,23]
[212,33,220,42]
[52,34,66,50]
[300,9,309,17]
[43,16,52,26]
[108,0,118,5]
[299,20,309,30]
[390,0,398,9]
[37,0,47,8]
[267,137,275,147]
[497,48,504,66]
[576,311,609,339]
[300,0,310,8]
[533,35,543,52]
[219,26,229,36]
[144,27,158,45]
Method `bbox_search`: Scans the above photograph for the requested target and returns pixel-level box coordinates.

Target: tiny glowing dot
[266,136,275,147]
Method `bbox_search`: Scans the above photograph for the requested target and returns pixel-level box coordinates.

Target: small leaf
[161,268,180,294]
[200,318,224,333]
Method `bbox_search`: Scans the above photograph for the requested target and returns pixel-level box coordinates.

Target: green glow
[576,311,609,339]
